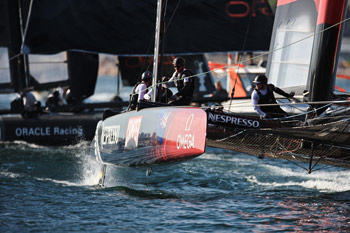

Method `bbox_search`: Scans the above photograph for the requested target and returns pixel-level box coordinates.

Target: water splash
[247,164,350,192]
[79,153,104,186]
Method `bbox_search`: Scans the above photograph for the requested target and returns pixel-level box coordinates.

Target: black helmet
[253,74,267,84]
[173,57,185,66]
[141,71,153,81]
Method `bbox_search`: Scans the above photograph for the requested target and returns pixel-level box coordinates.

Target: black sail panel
[67,52,99,102]
[22,0,274,55]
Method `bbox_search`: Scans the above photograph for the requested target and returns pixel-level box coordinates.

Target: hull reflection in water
[93,106,207,167]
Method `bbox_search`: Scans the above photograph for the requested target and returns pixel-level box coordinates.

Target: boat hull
[93,106,207,167]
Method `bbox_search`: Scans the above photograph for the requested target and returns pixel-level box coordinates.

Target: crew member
[20,91,41,118]
[128,71,153,110]
[165,57,195,105]
[22,91,38,112]
[46,89,64,112]
[251,74,294,119]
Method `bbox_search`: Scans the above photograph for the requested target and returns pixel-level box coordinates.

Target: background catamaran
[206,0,350,172]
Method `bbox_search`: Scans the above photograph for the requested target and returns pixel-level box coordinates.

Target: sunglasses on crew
[174,65,182,68]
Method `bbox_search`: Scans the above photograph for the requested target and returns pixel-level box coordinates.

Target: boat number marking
[185,114,194,131]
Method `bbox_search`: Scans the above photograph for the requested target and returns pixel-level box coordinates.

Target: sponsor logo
[177,134,195,150]
[177,114,195,150]
[208,113,260,128]
[125,116,142,148]
[161,112,171,129]
[101,125,120,146]
[225,1,272,18]
[14,126,83,137]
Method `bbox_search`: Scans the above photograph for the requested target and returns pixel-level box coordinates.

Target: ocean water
[1,143,350,232]
[1,76,350,232]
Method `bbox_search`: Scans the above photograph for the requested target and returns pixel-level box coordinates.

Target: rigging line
[257,100,350,106]
[311,166,333,172]
[221,99,348,112]
[267,104,337,121]
[266,100,349,106]
[340,119,350,134]
[165,0,182,32]
[138,37,155,81]
[149,16,350,90]
[311,155,324,171]
[274,137,302,155]
[273,103,332,121]
[137,0,173,84]
[235,16,350,70]
[334,89,350,95]
[216,130,246,142]
[8,52,24,61]
[18,0,26,43]
[163,16,350,86]
[229,4,254,112]
[163,0,169,18]
[27,61,67,64]
[284,104,306,112]
[280,155,310,172]
[328,153,350,162]
[310,161,344,172]
[8,8,350,85]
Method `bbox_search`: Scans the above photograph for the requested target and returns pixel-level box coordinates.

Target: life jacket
[127,82,140,110]
[256,84,286,116]
[173,69,195,98]
[256,84,277,105]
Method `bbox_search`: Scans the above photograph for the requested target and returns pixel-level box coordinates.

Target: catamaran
[206,0,350,172]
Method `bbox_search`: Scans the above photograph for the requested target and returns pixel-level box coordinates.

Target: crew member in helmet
[128,71,153,110]
[164,57,195,106]
[251,74,294,119]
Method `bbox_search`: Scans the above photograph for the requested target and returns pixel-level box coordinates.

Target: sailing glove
[288,91,295,98]
[169,95,180,101]
[261,114,270,119]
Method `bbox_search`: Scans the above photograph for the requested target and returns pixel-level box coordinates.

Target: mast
[6,0,26,92]
[306,0,348,105]
[151,0,162,102]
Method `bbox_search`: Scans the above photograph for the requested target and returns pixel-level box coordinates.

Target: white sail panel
[266,0,318,92]
[0,47,10,84]
[29,52,68,84]
[269,29,314,88]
